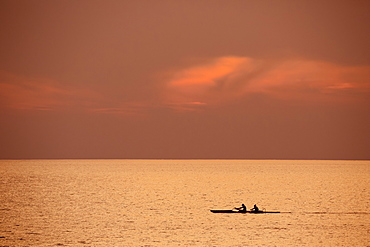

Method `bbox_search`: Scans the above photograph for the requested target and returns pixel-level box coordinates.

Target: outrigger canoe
[210,209,280,214]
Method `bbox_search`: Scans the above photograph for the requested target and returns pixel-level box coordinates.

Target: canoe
[210,209,280,214]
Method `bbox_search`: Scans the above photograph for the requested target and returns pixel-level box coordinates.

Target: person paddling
[252,204,259,212]
[235,203,247,212]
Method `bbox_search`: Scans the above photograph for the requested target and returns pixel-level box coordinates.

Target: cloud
[0,71,158,116]
[163,56,254,108]
[89,101,151,116]
[163,56,370,110]
[0,71,106,112]
[2,57,369,115]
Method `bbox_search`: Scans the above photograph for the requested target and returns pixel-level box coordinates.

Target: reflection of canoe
[210,210,280,214]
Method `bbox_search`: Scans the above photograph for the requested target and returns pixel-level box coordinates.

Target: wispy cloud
[88,101,151,116]
[0,71,164,116]
[0,70,101,111]
[2,57,369,115]
[162,56,370,110]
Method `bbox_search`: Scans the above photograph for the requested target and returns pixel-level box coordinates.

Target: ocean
[0,159,369,246]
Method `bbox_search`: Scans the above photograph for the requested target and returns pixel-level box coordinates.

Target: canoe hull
[210,210,280,214]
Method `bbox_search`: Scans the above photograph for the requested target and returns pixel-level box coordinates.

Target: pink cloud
[163,57,370,110]
[169,56,249,87]
[0,71,159,116]
[89,101,152,116]
[245,60,370,100]
[164,57,253,107]
[0,71,106,112]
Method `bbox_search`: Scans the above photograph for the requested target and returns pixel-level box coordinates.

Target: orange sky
[0,0,369,159]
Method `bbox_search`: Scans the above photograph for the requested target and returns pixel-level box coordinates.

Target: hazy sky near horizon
[1,0,369,159]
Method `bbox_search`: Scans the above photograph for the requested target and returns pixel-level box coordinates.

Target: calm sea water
[0,159,369,246]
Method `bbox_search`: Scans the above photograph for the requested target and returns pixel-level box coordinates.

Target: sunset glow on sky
[0,0,369,159]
